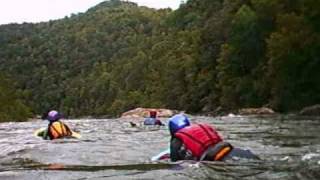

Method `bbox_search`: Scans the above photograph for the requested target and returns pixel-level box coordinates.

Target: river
[0,115,319,179]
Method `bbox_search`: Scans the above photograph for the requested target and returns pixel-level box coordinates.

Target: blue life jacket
[144,118,157,125]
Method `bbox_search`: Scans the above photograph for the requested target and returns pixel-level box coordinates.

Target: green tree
[0,74,32,122]
[267,13,320,111]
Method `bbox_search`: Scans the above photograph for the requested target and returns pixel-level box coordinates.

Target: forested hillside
[0,0,319,121]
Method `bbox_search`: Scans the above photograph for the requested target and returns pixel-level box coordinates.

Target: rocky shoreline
[121,104,320,119]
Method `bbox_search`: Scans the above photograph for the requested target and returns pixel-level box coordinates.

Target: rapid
[0,115,319,179]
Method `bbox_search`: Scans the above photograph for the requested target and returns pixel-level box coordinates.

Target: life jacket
[175,124,223,160]
[144,118,163,125]
[48,121,72,139]
[144,118,157,125]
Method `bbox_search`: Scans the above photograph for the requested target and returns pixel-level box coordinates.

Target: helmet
[150,111,157,118]
[47,110,61,121]
[168,114,190,135]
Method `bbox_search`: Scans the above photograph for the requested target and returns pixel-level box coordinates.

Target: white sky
[0,0,181,25]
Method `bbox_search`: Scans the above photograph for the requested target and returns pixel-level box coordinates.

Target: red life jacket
[175,124,223,159]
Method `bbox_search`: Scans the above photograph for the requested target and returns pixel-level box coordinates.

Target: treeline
[0,74,31,121]
[0,0,319,121]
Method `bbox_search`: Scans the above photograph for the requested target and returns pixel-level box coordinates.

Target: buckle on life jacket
[200,142,233,161]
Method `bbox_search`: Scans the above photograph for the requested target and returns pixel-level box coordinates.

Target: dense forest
[0,0,319,121]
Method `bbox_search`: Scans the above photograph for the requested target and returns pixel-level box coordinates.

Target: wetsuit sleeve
[42,129,50,140]
[170,137,184,162]
[45,124,52,140]
[155,119,164,126]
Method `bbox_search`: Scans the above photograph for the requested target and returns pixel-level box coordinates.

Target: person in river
[143,110,164,126]
[40,110,73,140]
[168,114,259,162]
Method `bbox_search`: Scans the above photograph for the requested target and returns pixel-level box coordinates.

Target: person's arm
[44,124,52,140]
[155,119,164,126]
[62,122,73,136]
[42,129,50,140]
[170,137,184,162]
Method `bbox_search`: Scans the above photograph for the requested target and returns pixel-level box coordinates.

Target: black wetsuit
[170,137,259,162]
[170,137,194,162]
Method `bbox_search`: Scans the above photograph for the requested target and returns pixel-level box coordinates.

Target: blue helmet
[168,114,190,135]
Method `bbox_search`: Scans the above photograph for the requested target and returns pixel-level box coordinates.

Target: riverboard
[33,127,47,138]
[151,148,170,161]
[33,128,81,139]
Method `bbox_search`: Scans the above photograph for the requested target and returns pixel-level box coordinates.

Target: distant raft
[33,127,81,139]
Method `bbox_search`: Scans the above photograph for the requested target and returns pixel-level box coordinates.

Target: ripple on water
[0,116,319,179]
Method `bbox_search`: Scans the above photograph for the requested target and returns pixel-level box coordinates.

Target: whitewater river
[0,115,319,179]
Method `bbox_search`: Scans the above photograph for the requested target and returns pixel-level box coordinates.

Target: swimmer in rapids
[168,114,259,161]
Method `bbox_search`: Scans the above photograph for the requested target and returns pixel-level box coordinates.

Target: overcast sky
[0,0,181,25]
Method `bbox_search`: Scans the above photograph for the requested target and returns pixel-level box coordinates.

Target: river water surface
[0,115,319,179]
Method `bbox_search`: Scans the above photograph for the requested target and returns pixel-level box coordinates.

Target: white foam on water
[188,162,200,168]
[280,156,290,161]
[301,153,320,161]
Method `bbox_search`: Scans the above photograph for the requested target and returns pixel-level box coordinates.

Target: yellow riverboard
[71,131,81,139]
[34,127,81,139]
[33,127,46,137]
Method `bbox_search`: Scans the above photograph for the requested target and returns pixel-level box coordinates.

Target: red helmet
[150,111,157,118]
